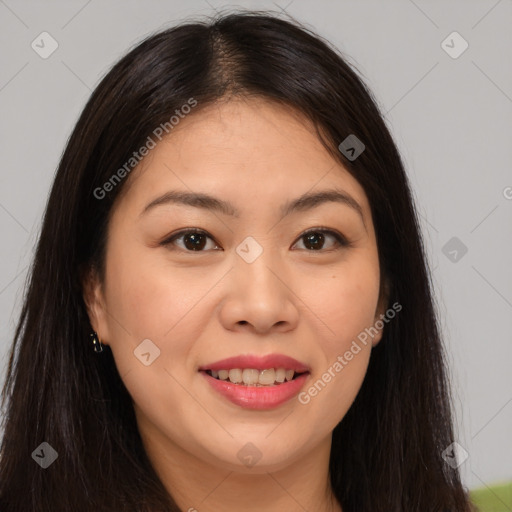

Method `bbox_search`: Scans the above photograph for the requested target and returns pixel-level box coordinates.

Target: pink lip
[198,354,310,373]
[198,354,311,410]
[200,371,310,410]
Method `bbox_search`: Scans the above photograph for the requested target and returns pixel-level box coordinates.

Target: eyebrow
[140,188,366,226]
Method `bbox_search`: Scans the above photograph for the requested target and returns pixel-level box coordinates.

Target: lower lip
[200,371,310,410]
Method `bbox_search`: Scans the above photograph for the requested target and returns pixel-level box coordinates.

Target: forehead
[115,97,371,217]
[157,98,335,171]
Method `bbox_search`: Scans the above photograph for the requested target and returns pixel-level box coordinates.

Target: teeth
[208,368,303,386]
[259,368,276,385]
[228,369,242,384]
[275,368,286,383]
[242,368,259,385]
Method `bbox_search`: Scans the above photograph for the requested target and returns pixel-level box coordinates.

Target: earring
[90,331,104,353]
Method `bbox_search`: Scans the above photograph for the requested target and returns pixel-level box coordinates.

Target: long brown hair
[0,10,476,511]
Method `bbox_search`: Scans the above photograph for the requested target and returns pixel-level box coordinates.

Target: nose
[218,247,300,335]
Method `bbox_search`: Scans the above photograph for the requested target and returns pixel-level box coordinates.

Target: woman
[0,10,476,512]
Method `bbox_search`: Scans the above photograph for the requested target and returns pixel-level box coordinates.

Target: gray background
[1,0,511,492]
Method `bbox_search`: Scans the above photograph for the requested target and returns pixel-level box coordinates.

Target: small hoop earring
[90,331,104,353]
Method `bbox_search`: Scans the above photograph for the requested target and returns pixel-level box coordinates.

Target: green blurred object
[470,481,512,512]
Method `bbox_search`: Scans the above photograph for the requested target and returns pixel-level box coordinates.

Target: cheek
[100,251,211,428]
[306,254,380,349]
[298,345,371,438]
[293,255,379,428]
[104,242,214,341]
[100,245,206,392]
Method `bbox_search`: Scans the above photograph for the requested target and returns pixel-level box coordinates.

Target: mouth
[198,354,311,410]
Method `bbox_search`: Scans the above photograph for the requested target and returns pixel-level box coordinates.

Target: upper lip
[198,354,310,373]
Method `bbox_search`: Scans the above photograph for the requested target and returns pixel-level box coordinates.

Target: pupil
[184,233,206,251]
[305,232,324,250]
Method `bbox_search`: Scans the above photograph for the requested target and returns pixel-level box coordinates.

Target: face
[84,97,388,474]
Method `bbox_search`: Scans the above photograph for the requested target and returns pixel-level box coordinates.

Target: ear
[81,265,111,346]
[371,275,391,347]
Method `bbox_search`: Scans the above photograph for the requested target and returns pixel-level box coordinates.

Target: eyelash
[160,227,351,253]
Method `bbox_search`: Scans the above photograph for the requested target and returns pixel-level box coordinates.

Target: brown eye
[293,228,349,251]
[161,229,220,252]
[161,227,349,253]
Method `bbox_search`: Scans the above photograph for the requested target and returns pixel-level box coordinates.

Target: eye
[292,228,349,251]
[161,229,220,252]
[161,227,350,253]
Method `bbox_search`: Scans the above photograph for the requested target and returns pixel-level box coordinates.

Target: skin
[84,97,389,512]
